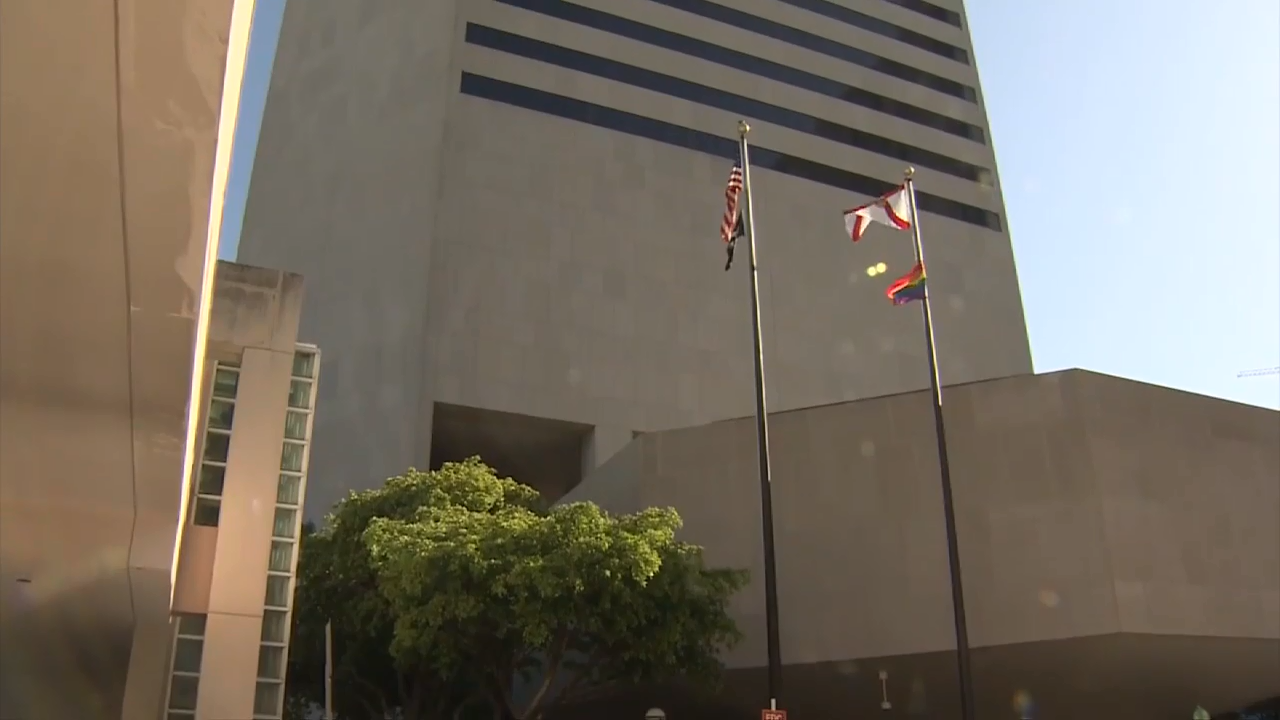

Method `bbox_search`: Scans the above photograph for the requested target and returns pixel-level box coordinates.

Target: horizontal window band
[457,72,1002,231]
[641,0,977,101]
[495,0,984,142]
[880,0,963,28]
[768,0,968,62]
[466,24,988,181]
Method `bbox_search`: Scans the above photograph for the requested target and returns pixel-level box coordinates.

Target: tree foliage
[287,458,748,720]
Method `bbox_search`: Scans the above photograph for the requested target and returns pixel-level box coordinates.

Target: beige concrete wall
[164,262,310,720]
[173,525,218,614]
[0,0,255,715]
[568,370,1280,671]
[194,346,295,719]
[120,607,177,720]
[207,263,307,356]
[1074,373,1280,638]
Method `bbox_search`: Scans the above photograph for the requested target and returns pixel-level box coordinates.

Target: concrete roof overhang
[0,0,256,716]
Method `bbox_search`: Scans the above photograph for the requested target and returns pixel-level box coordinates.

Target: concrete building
[0,0,258,717]
[228,0,1280,715]
[164,263,320,720]
[0,1,321,717]
[237,0,1030,513]
[3,255,317,720]
[559,370,1280,719]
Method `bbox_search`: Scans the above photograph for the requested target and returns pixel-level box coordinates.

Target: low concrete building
[560,369,1280,719]
[3,256,317,720]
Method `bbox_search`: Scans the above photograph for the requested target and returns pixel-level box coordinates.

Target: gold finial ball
[738,120,751,136]
[905,166,916,178]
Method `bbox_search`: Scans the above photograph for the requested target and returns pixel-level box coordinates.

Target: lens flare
[1012,690,1035,718]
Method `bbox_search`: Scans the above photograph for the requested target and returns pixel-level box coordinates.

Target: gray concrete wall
[1073,373,1280,638]
[208,261,306,355]
[565,370,1280,670]
[237,0,462,514]
[238,0,1032,514]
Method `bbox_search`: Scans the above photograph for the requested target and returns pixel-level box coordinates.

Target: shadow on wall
[429,402,593,501]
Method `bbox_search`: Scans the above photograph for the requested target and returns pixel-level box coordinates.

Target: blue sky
[216,0,285,264]
[219,0,1280,409]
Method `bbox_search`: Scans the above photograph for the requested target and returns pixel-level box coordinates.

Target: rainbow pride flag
[886,262,926,305]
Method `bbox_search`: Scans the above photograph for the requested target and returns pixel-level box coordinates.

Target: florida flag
[843,185,911,242]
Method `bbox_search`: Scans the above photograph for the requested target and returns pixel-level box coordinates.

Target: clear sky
[218,0,1280,409]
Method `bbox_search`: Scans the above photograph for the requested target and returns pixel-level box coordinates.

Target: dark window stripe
[496,0,984,143]
[458,73,1002,231]
[466,25,988,182]
[880,0,963,28]
[770,0,968,62]
[642,0,978,102]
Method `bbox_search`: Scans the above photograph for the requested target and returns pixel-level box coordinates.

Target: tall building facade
[239,0,1030,509]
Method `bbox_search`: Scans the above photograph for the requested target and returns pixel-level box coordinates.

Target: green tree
[286,481,480,720]
[289,458,747,720]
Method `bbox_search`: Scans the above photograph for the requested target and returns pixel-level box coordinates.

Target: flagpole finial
[738,120,751,137]
[904,166,916,179]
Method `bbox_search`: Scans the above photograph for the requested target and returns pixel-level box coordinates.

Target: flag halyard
[843,185,911,242]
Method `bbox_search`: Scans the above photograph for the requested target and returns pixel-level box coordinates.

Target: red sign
[762,711,787,720]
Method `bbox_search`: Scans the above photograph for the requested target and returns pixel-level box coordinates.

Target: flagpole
[902,167,975,720]
[737,119,784,712]
[324,619,334,720]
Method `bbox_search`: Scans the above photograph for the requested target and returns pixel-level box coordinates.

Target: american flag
[720,162,744,271]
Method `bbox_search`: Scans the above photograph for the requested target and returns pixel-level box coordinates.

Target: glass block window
[272,508,297,539]
[268,541,293,573]
[280,442,305,473]
[276,474,302,506]
[287,379,311,410]
[253,344,318,720]
[283,410,308,440]
[165,613,207,715]
[264,575,291,609]
[291,351,316,379]
[193,362,239,527]
[260,610,288,644]
[257,645,286,680]
[253,680,282,717]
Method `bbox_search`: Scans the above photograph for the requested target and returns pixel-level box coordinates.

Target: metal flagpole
[324,620,335,720]
[902,167,975,720]
[736,119,784,712]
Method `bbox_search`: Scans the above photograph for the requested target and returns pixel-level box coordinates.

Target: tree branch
[551,646,604,706]
[339,667,393,719]
[409,673,434,720]
[514,628,572,720]
[397,669,411,711]
[451,693,490,720]
[491,666,515,713]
